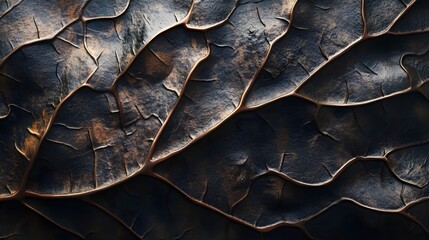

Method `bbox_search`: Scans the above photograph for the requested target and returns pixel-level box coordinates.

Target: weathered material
[1,0,429,239]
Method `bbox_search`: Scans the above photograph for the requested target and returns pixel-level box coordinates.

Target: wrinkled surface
[28,27,208,194]
[1,0,429,239]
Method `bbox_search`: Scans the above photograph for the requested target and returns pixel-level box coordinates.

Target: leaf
[1,0,429,239]
[0,0,193,197]
[0,0,88,62]
[27,26,209,194]
[152,0,293,160]
[244,0,365,107]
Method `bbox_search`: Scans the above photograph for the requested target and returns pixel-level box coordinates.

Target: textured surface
[1,0,429,239]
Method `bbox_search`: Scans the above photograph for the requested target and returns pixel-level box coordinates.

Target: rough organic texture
[1,0,429,239]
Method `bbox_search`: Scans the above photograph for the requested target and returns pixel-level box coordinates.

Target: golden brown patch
[22,109,51,158]
[90,120,112,146]
[191,38,197,49]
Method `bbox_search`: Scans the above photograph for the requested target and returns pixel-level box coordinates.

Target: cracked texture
[1,0,429,239]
